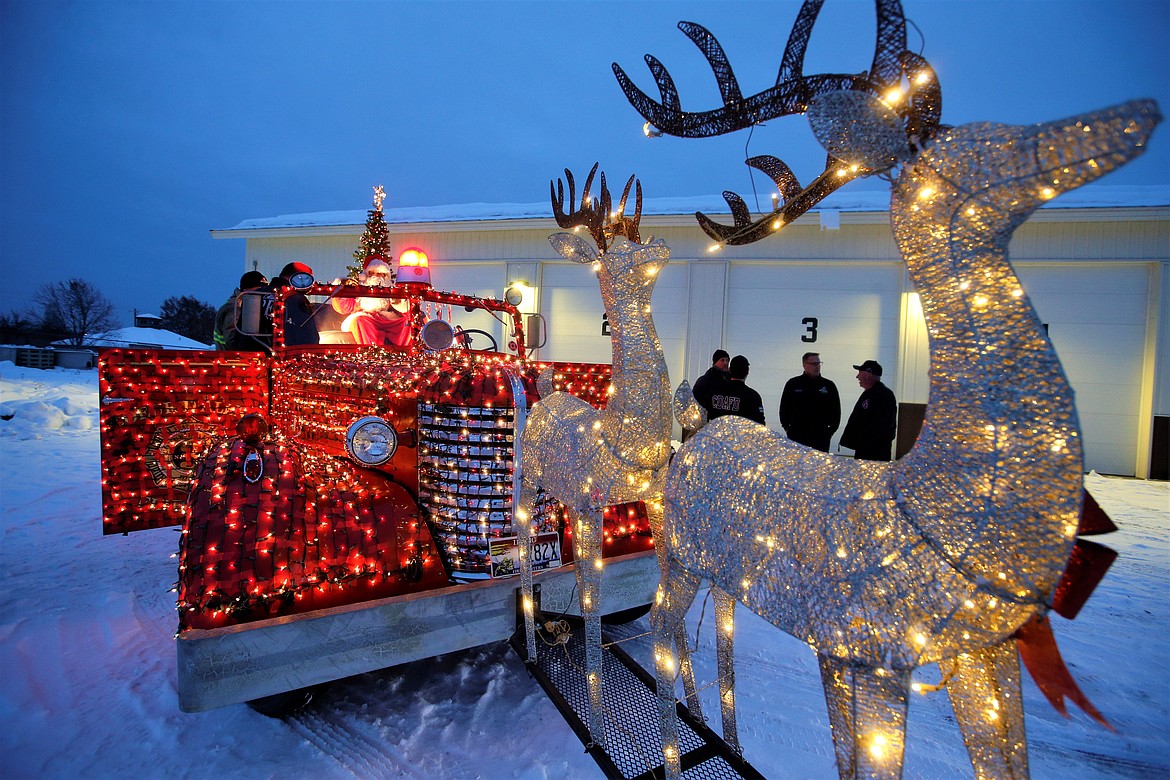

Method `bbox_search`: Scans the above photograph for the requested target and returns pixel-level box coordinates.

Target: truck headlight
[345,416,398,466]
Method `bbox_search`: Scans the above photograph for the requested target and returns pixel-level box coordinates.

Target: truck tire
[601,603,652,625]
[246,686,319,718]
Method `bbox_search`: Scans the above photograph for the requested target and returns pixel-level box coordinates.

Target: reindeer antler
[613,0,943,246]
[551,163,642,252]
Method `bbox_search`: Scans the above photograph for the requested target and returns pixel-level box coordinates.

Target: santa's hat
[363,255,394,276]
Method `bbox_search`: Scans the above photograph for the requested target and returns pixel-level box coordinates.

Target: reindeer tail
[1015,487,1119,730]
[1015,614,1114,731]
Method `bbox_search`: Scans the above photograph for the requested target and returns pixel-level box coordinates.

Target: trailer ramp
[510,616,765,780]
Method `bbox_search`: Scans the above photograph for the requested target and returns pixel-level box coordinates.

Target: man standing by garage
[709,355,766,425]
[779,352,840,452]
[840,359,897,461]
[691,349,730,417]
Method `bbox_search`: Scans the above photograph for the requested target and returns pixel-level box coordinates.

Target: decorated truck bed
[99,275,659,711]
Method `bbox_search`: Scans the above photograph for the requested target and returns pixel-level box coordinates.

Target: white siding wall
[1015,263,1153,476]
[724,262,904,447]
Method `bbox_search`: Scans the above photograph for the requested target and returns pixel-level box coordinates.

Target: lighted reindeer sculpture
[615,3,1161,778]
[514,165,680,750]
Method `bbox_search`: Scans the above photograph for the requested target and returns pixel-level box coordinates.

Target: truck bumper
[176,549,659,712]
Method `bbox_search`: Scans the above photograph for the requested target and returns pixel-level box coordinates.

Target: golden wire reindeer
[514,165,681,750]
[653,99,1161,779]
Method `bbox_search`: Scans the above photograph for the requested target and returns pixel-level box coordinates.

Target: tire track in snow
[288,707,421,778]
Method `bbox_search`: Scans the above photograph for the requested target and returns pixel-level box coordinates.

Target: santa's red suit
[331,256,412,347]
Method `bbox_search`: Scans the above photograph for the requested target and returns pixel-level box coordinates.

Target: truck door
[99,349,269,534]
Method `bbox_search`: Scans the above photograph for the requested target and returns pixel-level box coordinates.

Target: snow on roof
[54,327,211,350]
[217,184,1170,232]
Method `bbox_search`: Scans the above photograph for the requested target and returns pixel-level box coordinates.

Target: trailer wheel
[246,686,319,718]
[601,603,652,625]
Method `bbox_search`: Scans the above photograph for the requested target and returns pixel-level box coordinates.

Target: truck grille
[417,402,559,578]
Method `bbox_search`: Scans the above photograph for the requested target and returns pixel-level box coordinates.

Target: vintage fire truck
[99,259,659,712]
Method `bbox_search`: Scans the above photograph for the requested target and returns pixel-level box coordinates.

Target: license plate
[489,532,562,578]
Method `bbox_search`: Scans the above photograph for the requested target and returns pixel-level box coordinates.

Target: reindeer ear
[808,89,911,173]
[548,232,599,264]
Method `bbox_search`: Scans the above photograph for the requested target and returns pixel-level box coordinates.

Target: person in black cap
[709,355,766,425]
[779,351,841,452]
[691,349,730,417]
[253,261,320,348]
[269,262,320,347]
[840,359,897,461]
[213,270,268,350]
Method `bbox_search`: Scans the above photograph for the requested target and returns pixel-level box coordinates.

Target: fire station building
[212,185,1170,479]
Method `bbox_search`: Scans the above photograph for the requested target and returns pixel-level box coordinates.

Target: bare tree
[0,309,35,330]
[33,279,119,346]
[159,295,216,345]
[0,308,41,345]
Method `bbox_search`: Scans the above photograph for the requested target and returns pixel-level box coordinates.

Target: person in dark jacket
[779,352,840,452]
[213,271,267,350]
[840,359,897,461]
[271,262,320,347]
[691,349,730,416]
[709,355,766,425]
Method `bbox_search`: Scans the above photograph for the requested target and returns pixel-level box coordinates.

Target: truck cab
[99,266,658,710]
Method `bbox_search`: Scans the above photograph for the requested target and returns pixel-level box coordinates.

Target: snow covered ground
[1,362,1166,779]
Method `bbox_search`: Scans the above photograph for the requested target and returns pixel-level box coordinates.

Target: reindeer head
[613,0,943,245]
[550,162,642,253]
[549,164,669,294]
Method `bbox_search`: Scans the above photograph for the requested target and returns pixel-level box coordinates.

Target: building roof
[214,184,1170,234]
[56,327,211,350]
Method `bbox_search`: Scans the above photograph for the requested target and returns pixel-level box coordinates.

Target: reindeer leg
[652,556,702,780]
[818,656,910,780]
[646,496,668,575]
[939,640,1029,780]
[677,621,702,721]
[645,498,702,719]
[713,586,740,753]
[515,478,539,662]
[571,505,607,749]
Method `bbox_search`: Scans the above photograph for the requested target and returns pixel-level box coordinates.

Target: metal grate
[512,618,764,780]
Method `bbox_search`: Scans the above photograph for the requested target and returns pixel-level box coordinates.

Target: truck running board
[510,617,765,780]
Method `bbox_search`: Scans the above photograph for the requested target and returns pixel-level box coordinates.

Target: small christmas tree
[348,185,394,279]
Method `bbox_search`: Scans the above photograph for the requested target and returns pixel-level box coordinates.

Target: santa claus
[331,255,412,346]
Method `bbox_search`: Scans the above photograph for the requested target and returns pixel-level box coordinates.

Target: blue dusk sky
[2,0,1168,325]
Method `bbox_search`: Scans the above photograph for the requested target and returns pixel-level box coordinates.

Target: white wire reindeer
[653,98,1161,779]
[513,165,689,750]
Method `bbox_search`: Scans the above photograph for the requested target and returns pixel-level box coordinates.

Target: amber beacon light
[397,247,431,285]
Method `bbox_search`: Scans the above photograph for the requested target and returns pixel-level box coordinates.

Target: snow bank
[0,364,1166,779]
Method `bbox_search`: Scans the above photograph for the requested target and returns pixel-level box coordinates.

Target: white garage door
[539,262,690,387]
[1016,263,1151,476]
[428,263,514,348]
[724,262,904,451]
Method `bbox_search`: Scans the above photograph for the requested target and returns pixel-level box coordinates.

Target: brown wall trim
[896,402,926,460]
[1152,415,1169,481]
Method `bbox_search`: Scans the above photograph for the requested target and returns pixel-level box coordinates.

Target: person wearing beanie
[691,349,731,417]
[709,354,766,425]
[840,359,898,461]
[213,271,268,350]
[330,254,411,347]
[779,351,841,452]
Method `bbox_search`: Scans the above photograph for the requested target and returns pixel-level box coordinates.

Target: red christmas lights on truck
[98,259,658,711]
